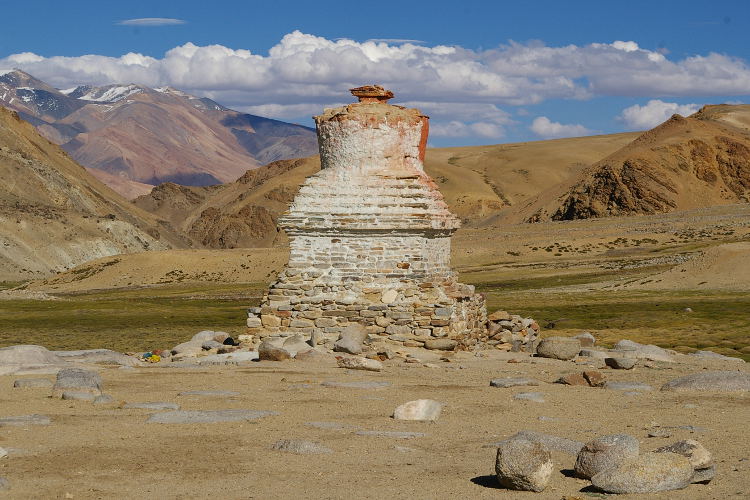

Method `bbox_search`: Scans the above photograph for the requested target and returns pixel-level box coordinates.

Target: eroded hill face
[0,70,317,198]
[522,106,750,222]
[0,106,187,281]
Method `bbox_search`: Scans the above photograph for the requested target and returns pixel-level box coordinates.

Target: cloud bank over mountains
[2,30,748,140]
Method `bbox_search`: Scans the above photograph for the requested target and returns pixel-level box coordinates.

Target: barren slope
[0,107,187,281]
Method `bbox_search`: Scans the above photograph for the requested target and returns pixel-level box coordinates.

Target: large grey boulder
[591,452,694,493]
[661,371,750,392]
[392,399,442,421]
[52,368,102,398]
[53,349,140,367]
[613,339,674,362]
[333,325,368,355]
[575,434,639,479]
[0,345,68,375]
[536,337,581,360]
[495,439,553,492]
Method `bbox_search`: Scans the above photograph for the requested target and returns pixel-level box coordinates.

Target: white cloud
[364,39,425,44]
[117,18,186,26]
[530,116,592,139]
[619,100,701,129]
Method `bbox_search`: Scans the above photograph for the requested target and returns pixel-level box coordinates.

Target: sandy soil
[1,352,748,499]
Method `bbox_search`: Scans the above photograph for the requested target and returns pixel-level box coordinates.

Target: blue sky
[2,0,749,146]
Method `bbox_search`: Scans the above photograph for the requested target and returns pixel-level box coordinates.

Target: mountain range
[0,69,317,198]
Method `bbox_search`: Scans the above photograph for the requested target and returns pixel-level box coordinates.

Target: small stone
[52,368,102,398]
[272,439,332,454]
[661,371,750,392]
[124,402,180,410]
[583,370,605,387]
[536,337,581,360]
[556,373,588,386]
[605,357,638,369]
[490,377,540,388]
[423,338,457,351]
[337,356,383,372]
[13,378,53,388]
[258,341,291,361]
[647,429,672,438]
[513,392,545,403]
[147,409,277,424]
[495,439,553,492]
[392,399,442,421]
[691,465,716,483]
[575,434,640,479]
[62,391,97,401]
[591,452,694,493]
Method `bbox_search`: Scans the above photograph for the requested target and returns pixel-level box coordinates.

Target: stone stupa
[247,85,487,349]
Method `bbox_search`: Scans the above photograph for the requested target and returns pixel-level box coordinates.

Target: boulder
[170,341,203,357]
[660,371,750,392]
[0,345,63,365]
[503,430,583,456]
[258,341,291,361]
[53,349,140,367]
[333,325,368,355]
[495,439,553,492]
[294,349,335,363]
[336,356,383,372]
[583,370,606,387]
[575,434,640,479]
[52,368,102,398]
[201,340,223,350]
[556,373,588,386]
[613,339,674,362]
[423,339,457,351]
[392,399,442,421]
[575,332,596,347]
[689,350,744,362]
[605,357,637,370]
[536,337,581,360]
[488,310,511,321]
[490,377,540,388]
[283,335,313,357]
[654,439,714,482]
[271,439,332,454]
[591,452,694,493]
[191,330,229,343]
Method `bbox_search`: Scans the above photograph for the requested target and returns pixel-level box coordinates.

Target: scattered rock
[501,431,584,456]
[536,337,581,360]
[513,392,545,403]
[0,344,68,375]
[392,399,442,421]
[574,332,596,347]
[604,381,653,391]
[591,452,694,493]
[337,356,383,372]
[691,464,716,483]
[147,409,277,424]
[556,373,588,386]
[613,340,673,362]
[94,394,114,404]
[170,341,204,357]
[575,434,640,479]
[423,339,457,351]
[488,310,510,321]
[124,402,180,410]
[191,330,229,343]
[178,390,239,397]
[201,340,223,350]
[283,334,312,356]
[689,350,744,363]
[13,378,53,388]
[490,377,540,388]
[605,357,637,370]
[355,430,426,439]
[648,429,672,438]
[495,439,553,492]
[0,414,51,426]
[333,325,368,355]
[54,349,140,366]
[52,368,102,398]
[294,349,335,362]
[258,341,291,361]
[62,391,97,401]
[321,381,390,389]
[582,370,605,387]
[272,439,332,454]
[661,371,750,392]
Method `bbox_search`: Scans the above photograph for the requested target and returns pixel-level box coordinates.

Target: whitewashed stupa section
[248,86,487,349]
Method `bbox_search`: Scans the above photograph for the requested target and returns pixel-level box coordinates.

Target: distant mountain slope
[0,106,187,281]
[497,105,750,224]
[0,70,317,197]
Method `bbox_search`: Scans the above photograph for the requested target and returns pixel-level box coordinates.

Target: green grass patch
[0,283,266,352]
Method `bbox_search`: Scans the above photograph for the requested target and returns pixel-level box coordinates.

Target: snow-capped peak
[76,84,143,103]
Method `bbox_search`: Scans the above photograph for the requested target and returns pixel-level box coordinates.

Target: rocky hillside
[508,105,750,223]
[0,106,187,281]
[0,70,317,197]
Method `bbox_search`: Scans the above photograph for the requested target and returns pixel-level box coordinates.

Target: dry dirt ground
[1,352,748,499]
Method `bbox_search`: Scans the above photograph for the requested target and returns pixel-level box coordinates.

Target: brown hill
[0,106,187,281]
[512,105,750,223]
[0,70,317,197]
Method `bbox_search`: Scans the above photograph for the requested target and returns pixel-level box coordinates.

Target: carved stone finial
[349,85,394,103]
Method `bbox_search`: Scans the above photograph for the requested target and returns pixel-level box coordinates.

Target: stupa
[247,85,487,348]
